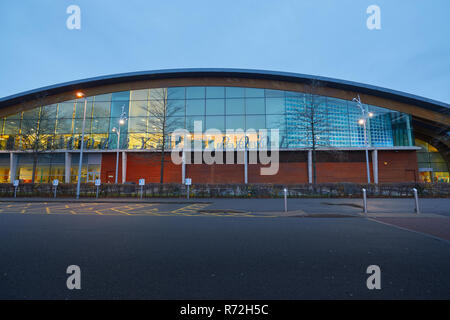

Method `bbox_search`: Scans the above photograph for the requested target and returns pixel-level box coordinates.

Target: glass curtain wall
[0,87,415,152]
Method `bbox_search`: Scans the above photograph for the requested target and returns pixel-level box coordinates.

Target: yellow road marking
[111,208,131,216]
[46,207,50,214]
[70,210,77,215]
[171,203,210,215]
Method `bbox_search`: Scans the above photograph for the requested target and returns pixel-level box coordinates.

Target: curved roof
[0,68,449,113]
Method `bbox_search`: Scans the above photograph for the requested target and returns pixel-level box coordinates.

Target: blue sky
[1,0,449,103]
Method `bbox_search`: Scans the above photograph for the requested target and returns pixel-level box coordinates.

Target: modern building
[0,69,448,184]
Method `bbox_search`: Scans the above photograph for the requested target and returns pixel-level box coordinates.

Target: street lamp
[75,91,87,199]
[111,105,127,184]
[353,95,374,184]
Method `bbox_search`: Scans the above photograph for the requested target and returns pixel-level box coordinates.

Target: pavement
[0,197,449,299]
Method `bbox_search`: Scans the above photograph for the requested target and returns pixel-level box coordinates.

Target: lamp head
[76,91,85,98]
[358,119,365,125]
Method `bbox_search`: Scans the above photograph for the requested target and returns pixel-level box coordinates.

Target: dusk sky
[1,0,449,103]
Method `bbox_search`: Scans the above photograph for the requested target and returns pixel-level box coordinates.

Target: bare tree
[136,88,184,184]
[19,95,56,183]
[287,80,332,184]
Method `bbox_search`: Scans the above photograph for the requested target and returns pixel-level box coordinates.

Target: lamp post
[353,95,374,184]
[112,106,127,184]
[75,91,87,199]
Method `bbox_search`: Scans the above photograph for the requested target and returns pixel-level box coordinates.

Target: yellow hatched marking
[142,208,159,215]
[171,203,210,214]
[94,210,104,215]
[70,210,77,215]
[46,207,50,214]
[111,208,131,216]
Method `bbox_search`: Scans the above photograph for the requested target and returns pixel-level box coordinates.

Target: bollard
[140,185,143,200]
[14,186,17,198]
[187,185,190,200]
[413,188,420,214]
[284,188,288,213]
[54,186,57,198]
[362,188,368,214]
[96,185,99,199]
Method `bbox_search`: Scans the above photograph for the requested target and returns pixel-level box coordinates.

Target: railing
[0,182,448,198]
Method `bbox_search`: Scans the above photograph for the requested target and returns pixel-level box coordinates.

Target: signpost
[13,180,19,198]
[185,178,192,199]
[52,179,59,198]
[139,178,145,199]
[95,179,101,199]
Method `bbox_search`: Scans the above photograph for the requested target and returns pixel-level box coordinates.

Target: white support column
[9,152,17,183]
[372,149,379,184]
[65,152,71,183]
[122,151,127,183]
[182,151,186,183]
[244,149,248,184]
[308,150,312,184]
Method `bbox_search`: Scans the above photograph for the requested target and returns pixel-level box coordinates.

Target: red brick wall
[100,150,419,184]
[378,150,418,183]
[126,152,182,183]
[249,163,308,184]
[101,153,123,184]
[186,164,244,184]
[315,162,374,183]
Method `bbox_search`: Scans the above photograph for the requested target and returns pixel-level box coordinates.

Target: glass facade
[416,139,449,183]
[0,86,414,153]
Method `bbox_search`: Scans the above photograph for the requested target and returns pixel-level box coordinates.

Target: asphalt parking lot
[0,202,219,217]
[0,198,448,299]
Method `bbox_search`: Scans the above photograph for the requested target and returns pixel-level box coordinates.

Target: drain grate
[321,202,363,209]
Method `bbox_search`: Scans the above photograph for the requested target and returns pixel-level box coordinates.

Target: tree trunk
[160,142,165,184]
[312,148,317,185]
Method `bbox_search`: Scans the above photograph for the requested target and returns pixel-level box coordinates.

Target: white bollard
[362,188,368,214]
[284,188,288,213]
[413,188,420,214]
